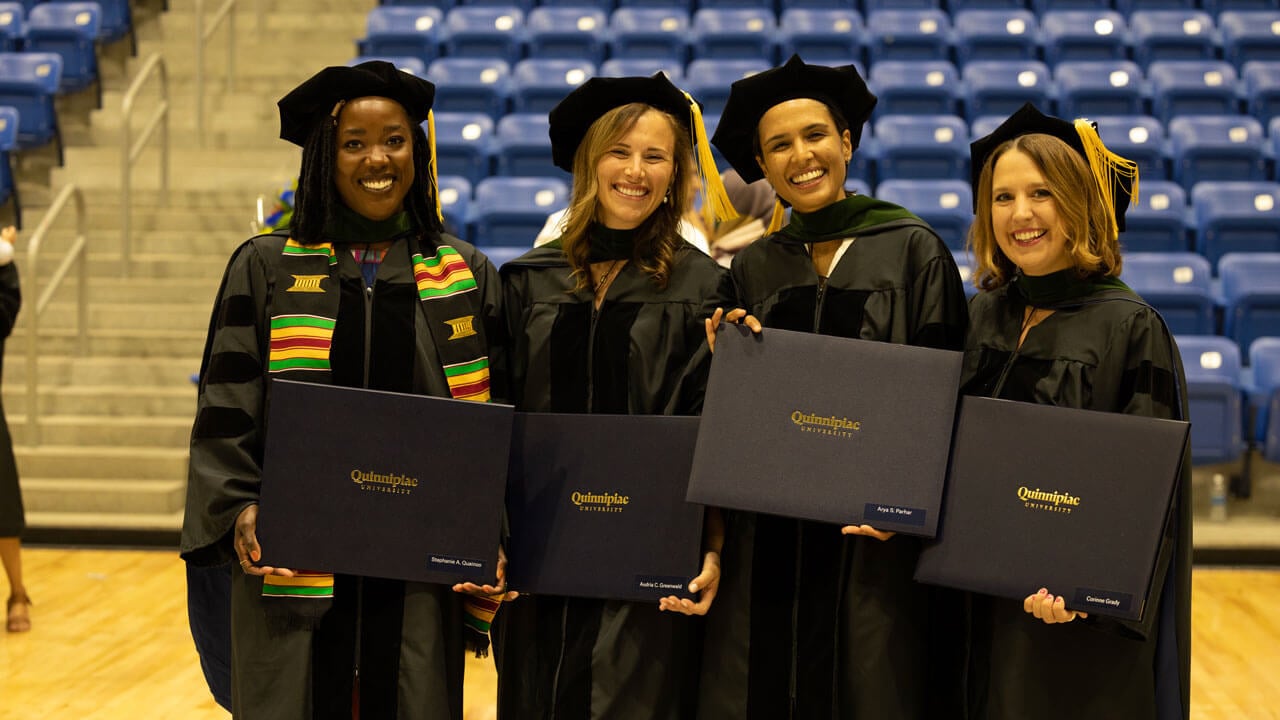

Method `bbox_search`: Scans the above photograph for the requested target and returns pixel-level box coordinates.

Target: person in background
[705,168,775,268]
[960,102,1191,720]
[493,73,736,720]
[180,61,506,719]
[698,55,969,719]
[0,225,28,634]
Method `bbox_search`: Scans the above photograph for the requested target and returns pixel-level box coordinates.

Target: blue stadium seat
[50,0,129,50]
[1055,61,1146,118]
[953,10,1039,64]
[865,0,941,10]
[846,177,871,197]
[431,112,495,186]
[1220,252,1280,351]
[1040,11,1129,66]
[961,61,1053,122]
[0,4,25,53]
[0,52,62,163]
[685,59,772,115]
[691,8,776,61]
[1093,114,1168,181]
[1243,61,1280,125]
[381,0,454,5]
[444,6,525,64]
[607,7,689,62]
[1033,0,1116,11]
[510,58,593,114]
[1220,11,1280,69]
[0,105,19,228]
[865,10,951,63]
[869,61,960,117]
[495,112,564,179]
[1122,180,1189,252]
[482,245,528,269]
[1149,61,1240,123]
[780,0,861,7]
[426,58,511,120]
[25,2,99,101]
[525,6,607,63]
[1130,10,1219,69]
[347,56,427,78]
[1193,182,1280,266]
[1044,10,1126,66]
[1201,0,1280,16]
[1121,252,1216,335]
[462,0,535,10]
[969,114,1005,140]
[1247,336,1280,461]
[948,0,1026,9]
[615,0,694,6]
[1272,117,1280,179]
[950,248,979,298]
[1169,115,1267,191]
[437,175,472,243]
[598,59,684,82]
[875,179,972,250]
[1114,0,1199,13]
[873,114,969,182]
[359,7,443,64]
[1174,334,1247,464]
[472,176,571,247]
[777,8,865,64]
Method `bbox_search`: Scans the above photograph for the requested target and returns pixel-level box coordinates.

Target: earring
[662,190,671,204]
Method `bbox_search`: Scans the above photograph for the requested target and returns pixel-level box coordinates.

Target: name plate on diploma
[257,379,513,585]
[505,413,704,603]
[914,396,1189,621]
[686,325,963,537]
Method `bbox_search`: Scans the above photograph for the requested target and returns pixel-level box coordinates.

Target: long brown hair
[560,103,697,291]
[968,133,1124,291]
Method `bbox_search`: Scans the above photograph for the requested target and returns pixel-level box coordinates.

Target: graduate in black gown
[180,62,506,720]
[491,74,737,720]
[697,55,969,719]
[959,103,1191,720]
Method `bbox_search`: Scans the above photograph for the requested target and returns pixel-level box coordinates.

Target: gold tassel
[766,199,786,234]
[683,91,739,225]
[1073,118,1139,242]
[428,109,443,225]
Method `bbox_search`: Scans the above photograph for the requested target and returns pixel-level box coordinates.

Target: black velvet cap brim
[548,73,694,172]
[710,55,877,184]
[277,60,436,147]
[969,102,1131,231]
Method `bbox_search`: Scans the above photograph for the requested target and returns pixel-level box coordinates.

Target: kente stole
[260,235,498,653]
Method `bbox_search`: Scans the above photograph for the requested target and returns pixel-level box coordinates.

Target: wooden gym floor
[0,549,1276,720]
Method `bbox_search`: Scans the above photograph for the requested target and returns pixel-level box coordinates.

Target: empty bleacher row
[0,1,135,225]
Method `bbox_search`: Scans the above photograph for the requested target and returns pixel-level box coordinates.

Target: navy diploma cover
[256,379,513,585]
[686,324,963,536]
[914,395,1189,621]
[505,413,704,602]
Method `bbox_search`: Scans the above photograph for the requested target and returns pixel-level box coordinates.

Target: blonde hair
[968,133,1124,291]
[560,103,697,291]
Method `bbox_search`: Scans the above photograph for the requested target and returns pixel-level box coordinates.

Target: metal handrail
[194,0,237,145]
[120,53,170,275]
[24,185,88,445]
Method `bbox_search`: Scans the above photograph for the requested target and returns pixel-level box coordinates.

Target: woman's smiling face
[593,109,677,230]
[333,96,416,221]
[755,98,852,214]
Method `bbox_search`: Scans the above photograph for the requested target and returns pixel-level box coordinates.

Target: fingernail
[1046,594,1053,601]
[689,583,698,593]
[1038,588,1047,595]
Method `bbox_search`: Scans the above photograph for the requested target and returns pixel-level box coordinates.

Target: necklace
[593,259,623,294]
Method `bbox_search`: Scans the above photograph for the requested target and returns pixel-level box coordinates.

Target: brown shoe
[6,592,31,632]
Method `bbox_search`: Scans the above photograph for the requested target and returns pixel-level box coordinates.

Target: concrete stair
[9,0,376,535]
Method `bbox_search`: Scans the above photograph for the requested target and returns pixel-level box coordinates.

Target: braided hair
[289,107,443,245]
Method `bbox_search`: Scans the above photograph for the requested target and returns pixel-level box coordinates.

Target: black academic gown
[492,240,734,720]
[698,197,970,720]
[0,261,20,538]
[960,277,1192,720]
[180,229,504,720]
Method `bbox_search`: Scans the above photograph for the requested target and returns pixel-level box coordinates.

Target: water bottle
[1209,473,1228,522]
